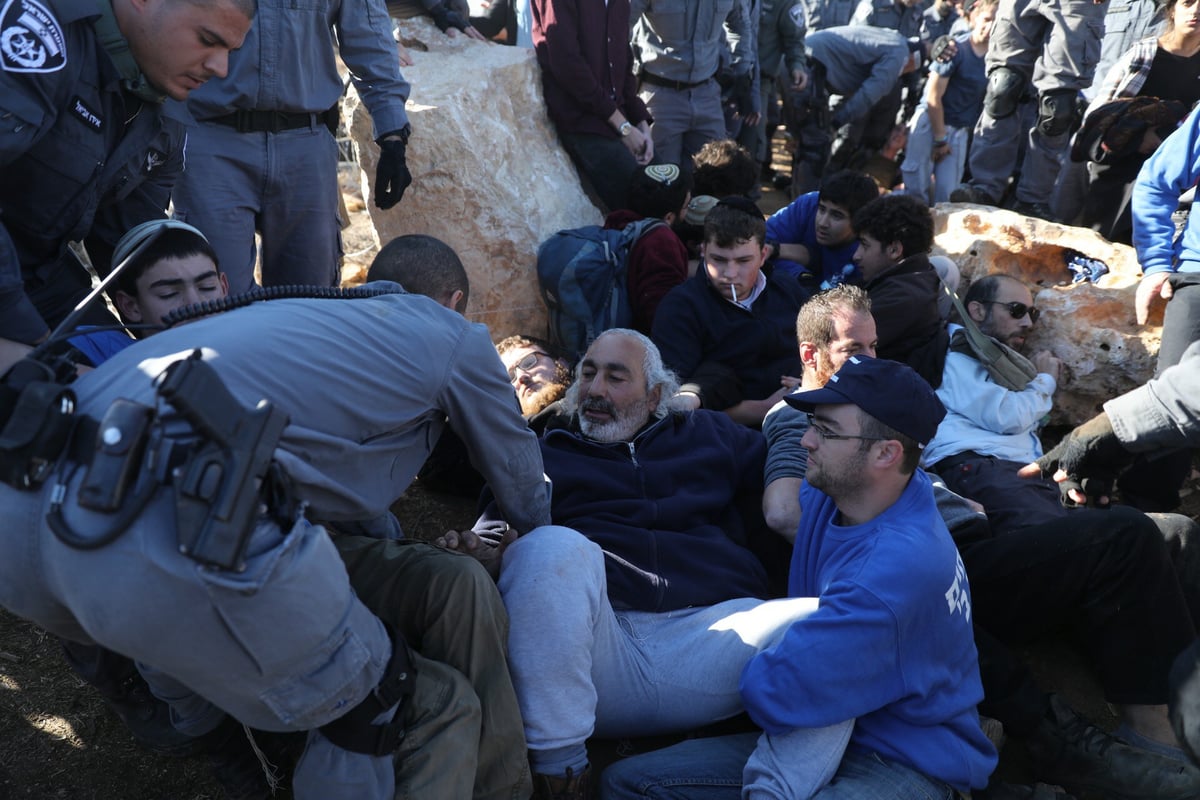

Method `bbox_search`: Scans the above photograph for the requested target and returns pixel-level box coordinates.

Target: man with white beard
[447,328,852,798]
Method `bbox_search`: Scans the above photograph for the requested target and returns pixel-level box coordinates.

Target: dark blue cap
[783,356,946,447]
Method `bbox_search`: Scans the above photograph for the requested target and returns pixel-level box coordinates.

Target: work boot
[532,765,592,800]
[1012,200,1058,223]
[103,672,206,757]
[949,183,999,206]
[1025,694,1200,800]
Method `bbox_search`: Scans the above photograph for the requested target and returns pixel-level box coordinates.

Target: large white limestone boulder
[932,204,1160,426]
[344,18,601,339]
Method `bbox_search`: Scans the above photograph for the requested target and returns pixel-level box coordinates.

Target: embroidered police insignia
[1,0,66,73]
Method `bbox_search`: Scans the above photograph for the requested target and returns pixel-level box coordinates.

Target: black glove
[374,129,412,210]
[428,2,470,33]
[1033,411,1134,507]
[733,73,757,118]
[929,34,956,64]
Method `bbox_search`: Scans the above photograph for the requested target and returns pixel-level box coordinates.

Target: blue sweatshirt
[1133,102,1200,276]
[740,470,997,793]
[536,410,771,611]
[765,192,862,283]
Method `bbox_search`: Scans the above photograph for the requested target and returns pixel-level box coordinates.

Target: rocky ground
[2,154,1197,798]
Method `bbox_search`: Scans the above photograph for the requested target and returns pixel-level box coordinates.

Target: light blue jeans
[601,733,958,800]
[498,526,843,781]
[900,108,971,205]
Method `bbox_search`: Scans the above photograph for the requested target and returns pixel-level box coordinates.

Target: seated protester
[67,221,230,367]
[652,197,814,426]
[367,233,470,314]
[496,334,575,428]
[603,163,692,334]
[851,193,950,386]
[691,138,761,198]
[923,274,1063,530]
[674,193,720,276]
[921,274,1200,798]
[765,169,879,284]
[443,329,849,798]
[901,0,997,205]
[735,283,1200,800]
[603,357,997,800]
[420,334,574,498]
[762,284,878,539]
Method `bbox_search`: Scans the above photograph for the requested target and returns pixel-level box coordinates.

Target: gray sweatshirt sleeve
[439,323,552,533]
[1104,340,1200,453]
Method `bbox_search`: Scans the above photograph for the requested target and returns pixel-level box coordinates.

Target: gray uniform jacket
[806,25,909,125]
[76,291,552,534]
[1105,340,1200,453]
[182,0,410,140]
[759,0,808,80]
[631,0,756,85]
[852,0,924,40]
[0,0,185,344]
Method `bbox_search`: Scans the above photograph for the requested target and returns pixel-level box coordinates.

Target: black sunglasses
[985,300,1040,324]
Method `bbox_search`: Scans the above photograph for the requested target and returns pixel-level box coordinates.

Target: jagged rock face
[933,203,1160,426]
[344,17,601,339]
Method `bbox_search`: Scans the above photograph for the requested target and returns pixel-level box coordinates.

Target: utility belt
[639,70,716,91]
[211,103,340,135]
[1,349,295,573]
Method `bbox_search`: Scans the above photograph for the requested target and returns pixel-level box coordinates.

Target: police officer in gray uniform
[0,290,551,797]
[169,0,414,294]
[951,0,1111,218]
[632,0,759,166]
[0,0,251,375]
[738,0,808,172]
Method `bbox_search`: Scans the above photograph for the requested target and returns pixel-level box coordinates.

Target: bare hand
[931,140,951,163]
[623,126,654,166]
[1016,462,1094,507]
[743,111,762,127]
[1031,350,1062,382]
[780,375,801,390]
[434,527,516,579]
[791,69,808,91]
[1135,272,1173,325]
[396,41,414,67]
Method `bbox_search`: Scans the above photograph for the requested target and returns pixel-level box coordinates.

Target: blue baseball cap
[783,356,946,447]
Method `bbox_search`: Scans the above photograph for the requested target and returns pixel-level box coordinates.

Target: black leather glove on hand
[374,133,412,210]
[428,2,470,33]
[1034,411,1134,507]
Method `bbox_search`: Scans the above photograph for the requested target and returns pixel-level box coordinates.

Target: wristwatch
[619,121,634,137]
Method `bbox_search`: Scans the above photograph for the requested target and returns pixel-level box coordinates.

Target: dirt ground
[2,155,1198,798]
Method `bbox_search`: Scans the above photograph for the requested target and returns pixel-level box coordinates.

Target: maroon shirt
[532,0,651,138]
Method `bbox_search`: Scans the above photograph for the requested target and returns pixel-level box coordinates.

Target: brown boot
[532,765,592,800]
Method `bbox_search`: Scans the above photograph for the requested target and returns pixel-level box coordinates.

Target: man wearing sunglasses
[924,274,1061,529]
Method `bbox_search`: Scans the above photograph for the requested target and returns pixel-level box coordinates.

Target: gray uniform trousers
[172,120,343,294]
[967,0,1107,204]
[0,477,481,799]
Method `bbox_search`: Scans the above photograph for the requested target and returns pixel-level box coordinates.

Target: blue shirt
[765,192,861,283]
[740,470,998,793]
[929,33,987,130]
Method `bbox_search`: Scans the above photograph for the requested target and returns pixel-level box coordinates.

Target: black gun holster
[157,350,292,573]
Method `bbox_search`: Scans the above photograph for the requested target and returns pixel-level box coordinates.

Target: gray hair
[563,328,685,420]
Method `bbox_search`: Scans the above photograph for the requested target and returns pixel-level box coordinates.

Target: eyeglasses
[984,300,1040,324]
[506,350,549,381]
[805,413,889,443]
